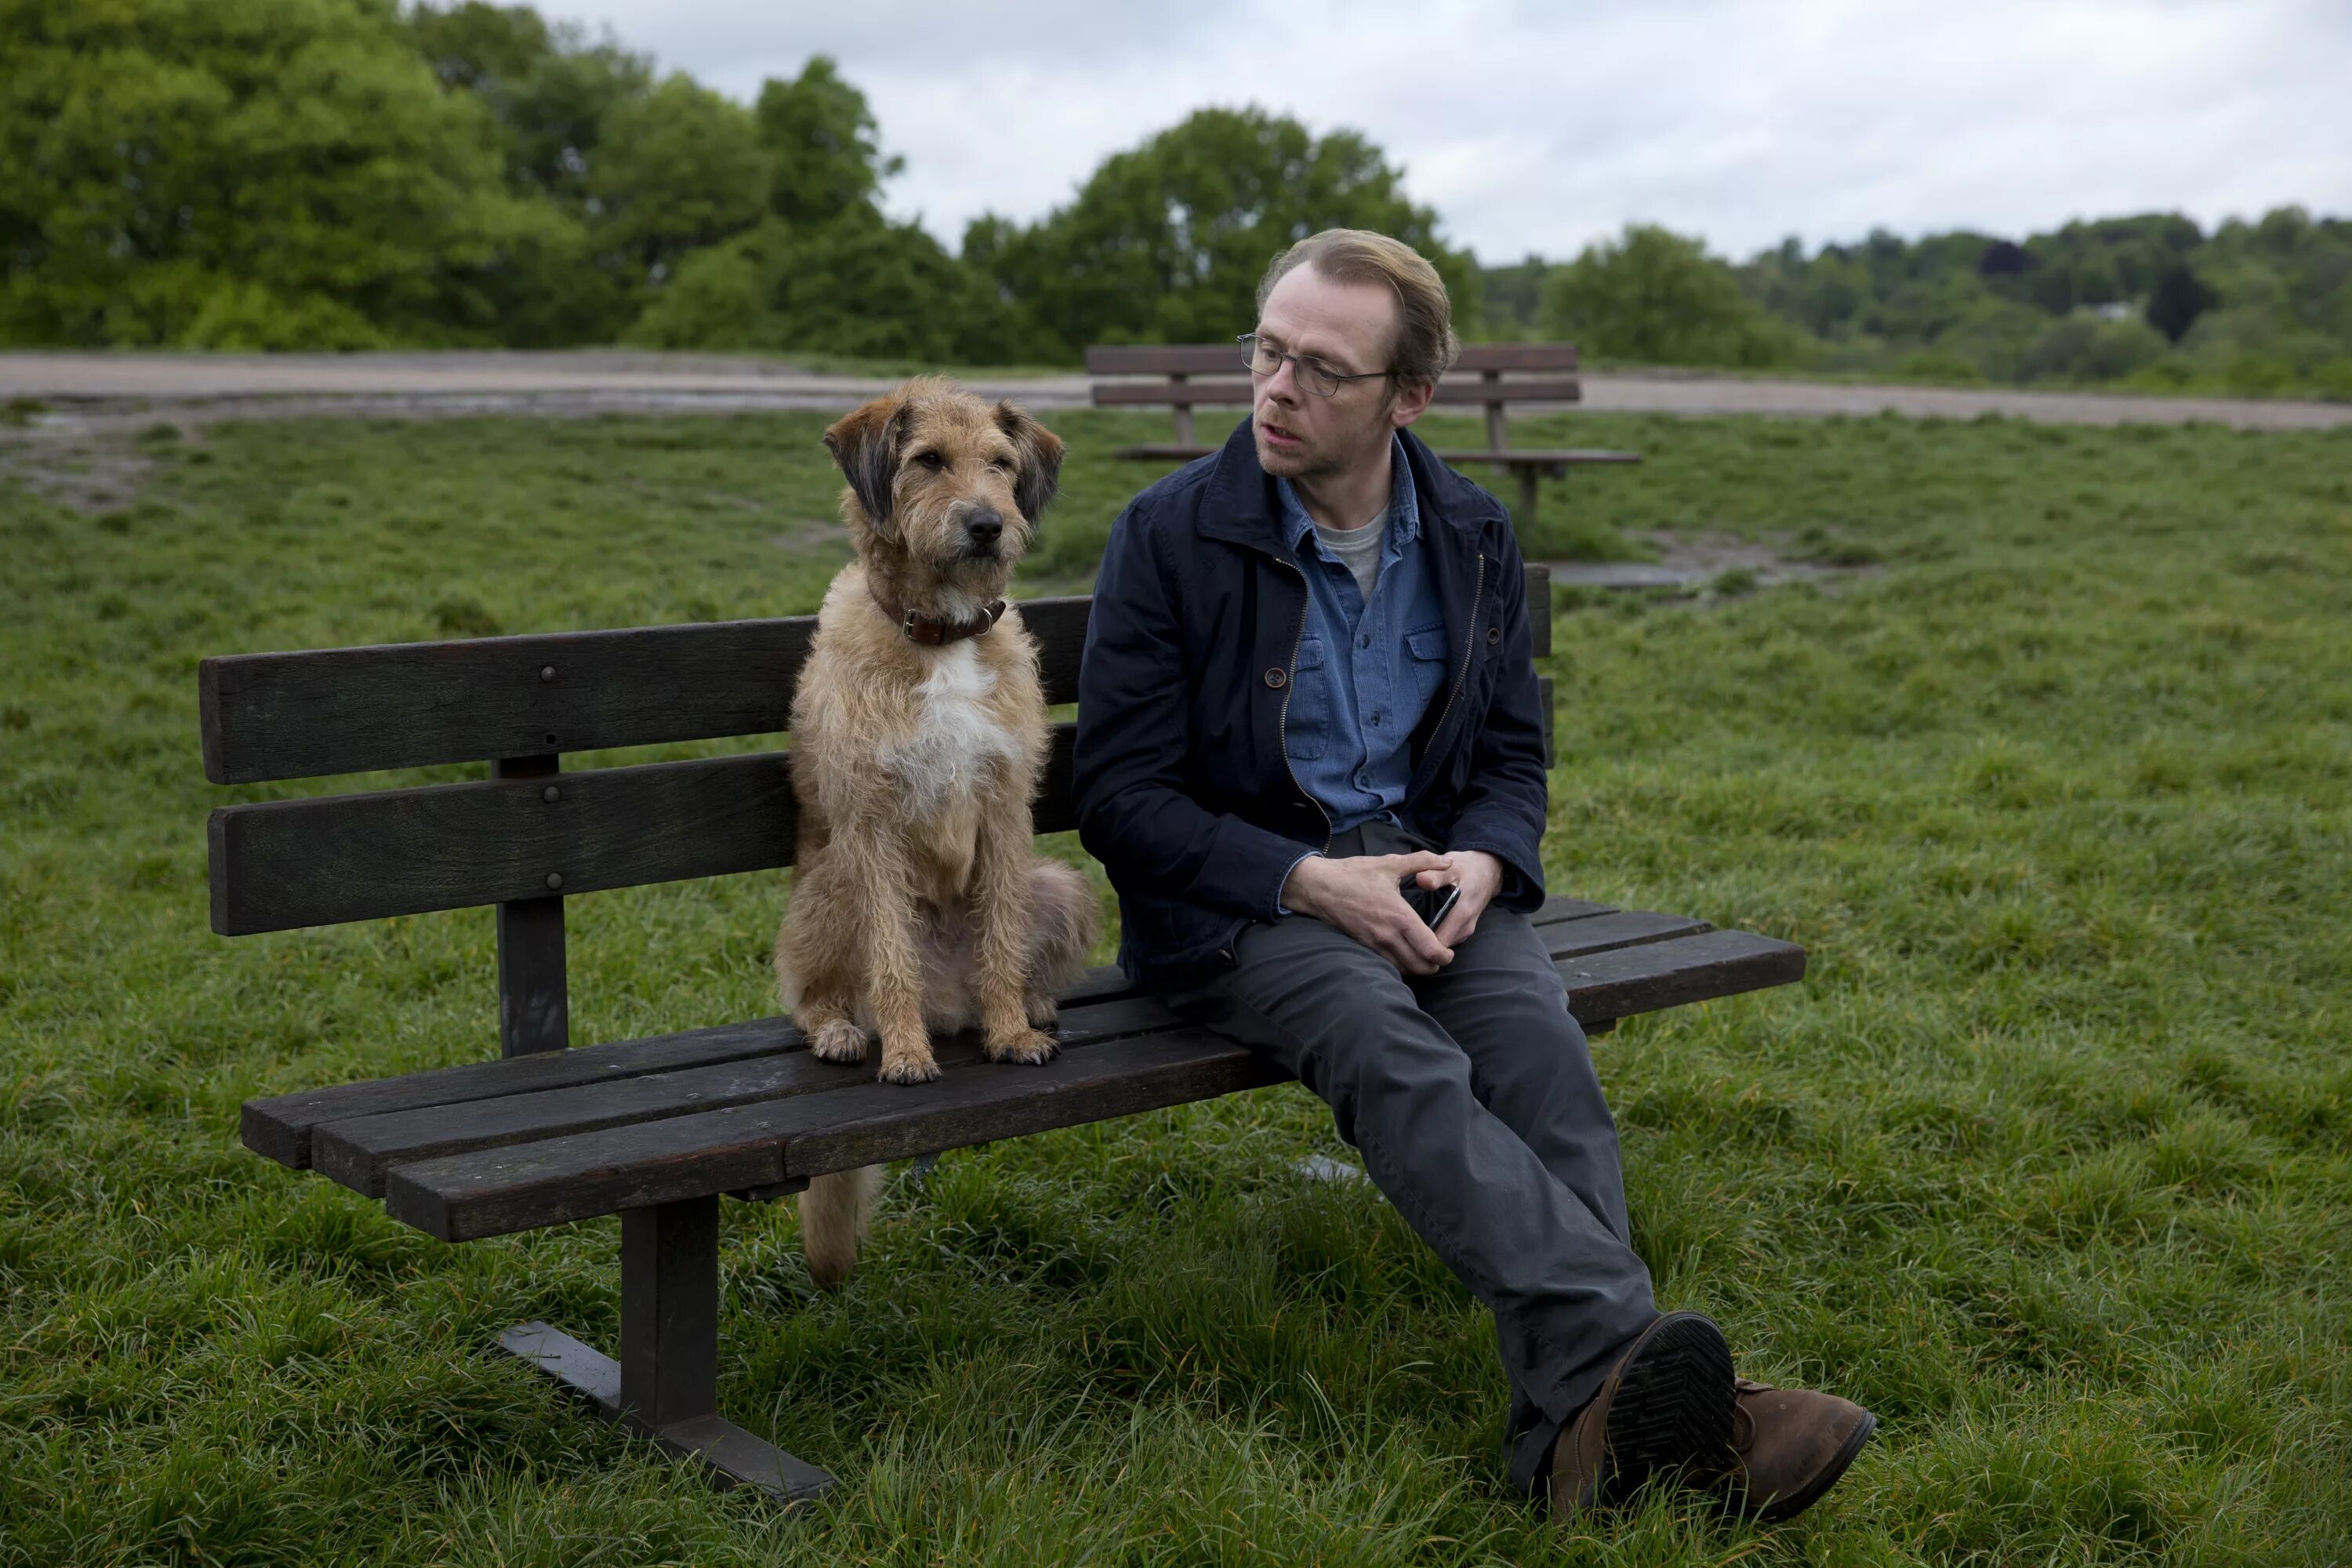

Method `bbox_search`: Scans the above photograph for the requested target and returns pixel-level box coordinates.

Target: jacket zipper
[1424,550,1486,761]
[1271,556,1334,853]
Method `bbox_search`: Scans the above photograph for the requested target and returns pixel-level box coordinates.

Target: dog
[775,377,1100,1284]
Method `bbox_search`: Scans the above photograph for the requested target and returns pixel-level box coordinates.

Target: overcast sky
[533,0,2350,263]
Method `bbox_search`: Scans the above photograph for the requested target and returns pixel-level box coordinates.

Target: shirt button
[1369,712,1382,727]
[1265,667,1287,689]
[1487,625,1502,645]
[1359,634,1371,649]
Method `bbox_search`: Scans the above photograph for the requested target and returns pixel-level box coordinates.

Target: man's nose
[964,509,1004,546]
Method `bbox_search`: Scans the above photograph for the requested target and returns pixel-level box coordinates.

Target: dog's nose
[964,510,1004,546]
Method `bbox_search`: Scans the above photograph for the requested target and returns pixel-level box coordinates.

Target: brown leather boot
[1714,1377,1876,1523]
[1548,1311,1736,1519]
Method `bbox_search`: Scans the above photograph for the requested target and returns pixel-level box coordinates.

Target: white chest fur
[880,643,1023,815]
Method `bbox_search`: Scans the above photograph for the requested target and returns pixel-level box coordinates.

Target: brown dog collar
[869,587,1007,647]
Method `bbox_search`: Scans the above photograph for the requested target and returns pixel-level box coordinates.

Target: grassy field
[2,402,2348,1566]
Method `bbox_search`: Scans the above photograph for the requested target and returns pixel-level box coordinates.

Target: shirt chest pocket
[1284,637,1330,760]
[1404,624,1452,710]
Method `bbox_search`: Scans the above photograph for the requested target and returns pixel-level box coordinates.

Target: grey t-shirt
[1312,505,1391,602]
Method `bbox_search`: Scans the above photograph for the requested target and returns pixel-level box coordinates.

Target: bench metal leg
[498,1195,836,1502]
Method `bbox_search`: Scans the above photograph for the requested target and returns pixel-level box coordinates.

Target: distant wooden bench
[203,563,1805,1504]
[1086,342,1642,528]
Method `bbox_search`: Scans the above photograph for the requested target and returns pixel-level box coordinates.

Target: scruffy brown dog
[777,377,1099,1283]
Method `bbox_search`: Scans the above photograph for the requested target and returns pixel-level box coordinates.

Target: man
[1073,228,1875,1521]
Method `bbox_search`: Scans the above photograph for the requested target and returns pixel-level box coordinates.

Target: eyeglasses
[1237,334,1391,397]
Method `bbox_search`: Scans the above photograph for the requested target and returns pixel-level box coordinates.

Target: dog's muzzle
[956,506,1005,561]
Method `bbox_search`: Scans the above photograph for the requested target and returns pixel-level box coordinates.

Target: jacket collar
[1196,416,1505,554]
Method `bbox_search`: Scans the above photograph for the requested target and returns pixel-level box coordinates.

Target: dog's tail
[799,1164,883,1286]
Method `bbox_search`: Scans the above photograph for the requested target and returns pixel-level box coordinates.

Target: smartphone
[1401,876,1461,930]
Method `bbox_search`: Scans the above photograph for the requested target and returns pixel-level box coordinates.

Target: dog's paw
[808,1018,869,1065]
[877,1046,942,1085]
[985,1028,1061,1066]
[1024,993,1060,1029]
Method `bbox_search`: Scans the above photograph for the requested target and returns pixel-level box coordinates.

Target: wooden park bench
[204,563,1805,1503]
[1085,342,1642,528]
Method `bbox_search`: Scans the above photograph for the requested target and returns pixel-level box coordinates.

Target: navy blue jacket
[1073,417,1551,990]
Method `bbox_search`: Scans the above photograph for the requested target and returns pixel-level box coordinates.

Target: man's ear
[995,401,1065,522]
[1388,375,1437,428]
[823,395,906,535]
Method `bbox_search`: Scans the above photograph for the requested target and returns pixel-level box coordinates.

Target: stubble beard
[1255,405,1392,485]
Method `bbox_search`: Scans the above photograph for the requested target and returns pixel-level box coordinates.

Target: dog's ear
[995,401,1065,522]
[823,394,907,536]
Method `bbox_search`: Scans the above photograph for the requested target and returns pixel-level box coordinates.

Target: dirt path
[4,350,2347,431]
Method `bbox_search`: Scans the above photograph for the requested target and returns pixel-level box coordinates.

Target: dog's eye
[913,451,945,471]
[989,456,1013,473]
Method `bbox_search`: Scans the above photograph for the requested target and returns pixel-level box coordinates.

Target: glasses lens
[1297,358,1341,397]
[1240,335,1271,373]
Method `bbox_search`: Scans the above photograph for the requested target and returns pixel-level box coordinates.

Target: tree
[589,74,770,282]
[2145,263,2218,343]
[967,107,1475,361]
[0,0,547,347]
[627,207,1014,363]
[1539,225,1799,368]
[407,0,549,89]
[477,32,652,208]
[755,56,901,228]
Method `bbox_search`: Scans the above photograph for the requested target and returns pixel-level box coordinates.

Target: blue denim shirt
[1275,434,1451,880]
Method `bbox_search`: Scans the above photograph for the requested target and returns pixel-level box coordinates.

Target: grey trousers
[1171,833,1659,1495]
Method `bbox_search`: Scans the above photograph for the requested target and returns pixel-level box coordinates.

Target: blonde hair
[1256,229,1461,388]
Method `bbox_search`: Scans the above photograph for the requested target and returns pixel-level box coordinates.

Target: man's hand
[1420,849,1504,949]
[1280,851,1456,975]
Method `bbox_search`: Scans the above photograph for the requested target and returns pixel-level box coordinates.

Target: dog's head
[822,378,1065,597]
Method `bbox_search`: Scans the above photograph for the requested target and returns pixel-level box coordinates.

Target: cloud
[536,0,2352,260]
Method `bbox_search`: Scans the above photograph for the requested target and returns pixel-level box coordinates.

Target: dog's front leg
[848,815,940,1084]
[971,796,1059,1065]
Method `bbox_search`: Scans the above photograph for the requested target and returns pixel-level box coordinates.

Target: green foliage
[588,74,769,281]
[1712,208,2352,395]
[2145,262,2218,343]
[5,408,2352,1561]
[965,107,1477,361]
[0,0,546,347]
[755,56,902,229]
[407,0,546,89]
[627,209,1014,362]
[1539,225,1805,368]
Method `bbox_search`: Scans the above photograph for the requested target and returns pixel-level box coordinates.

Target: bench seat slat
[314,994,1187,1198]
[386,1029,1281,1241]
[315,908,1675,1197]
[377,927,1803,1242]
[239,891,1621,1171]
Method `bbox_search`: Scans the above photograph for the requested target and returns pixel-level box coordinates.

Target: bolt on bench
[205,563,1805,1503]
[1086,342,1643,530]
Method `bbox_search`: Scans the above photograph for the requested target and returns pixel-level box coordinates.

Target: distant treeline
[4,0,2346,398]
[1486,214,2352,398]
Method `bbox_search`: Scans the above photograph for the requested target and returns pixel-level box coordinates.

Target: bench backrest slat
[206,573,1552,937]
[200,598,1094,786]
[1083,344,1579,376]
[209,728,1081,936]
[1091,377,1581,409]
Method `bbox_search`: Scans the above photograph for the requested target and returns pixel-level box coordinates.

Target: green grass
[3,405,2349,1565]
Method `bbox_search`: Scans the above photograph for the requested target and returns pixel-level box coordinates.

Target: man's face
[1250,264,1410,481]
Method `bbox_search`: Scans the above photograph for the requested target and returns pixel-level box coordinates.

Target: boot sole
[1600,1311,1736,1504]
